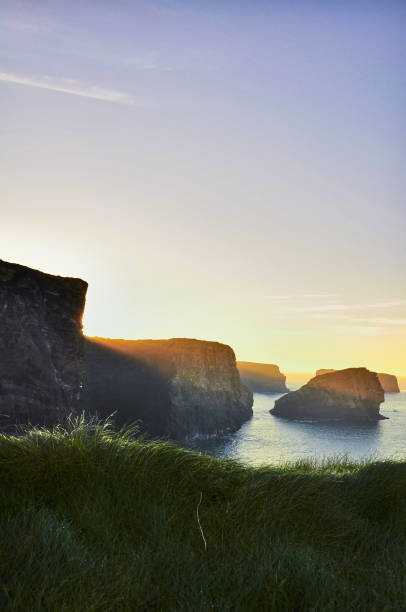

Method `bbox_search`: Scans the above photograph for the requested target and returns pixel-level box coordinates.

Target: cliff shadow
[80,338,172,437]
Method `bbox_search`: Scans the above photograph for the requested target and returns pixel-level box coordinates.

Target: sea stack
[81,337,253,439]
[377,373,400,394]
[0,259,88,429]
[271,368,386,421]
[237,361,289,394]
[315,369,400,393]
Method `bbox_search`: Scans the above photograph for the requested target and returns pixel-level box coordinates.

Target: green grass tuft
[1,417,406,610]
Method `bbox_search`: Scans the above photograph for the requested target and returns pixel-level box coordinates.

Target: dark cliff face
[271,368,385,421]
[237,361,288,394]
[0,260,88,430]
[81,337,253,439]
[315,369,400,394]
[80,338,172,436]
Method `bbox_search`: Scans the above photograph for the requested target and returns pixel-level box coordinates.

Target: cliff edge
[315,369,335,377]
[0,259,87,429]
[271,367,385,421]
[315,369,400,393]
[81,337,253,439]
[377,373,400,393]
[237,361,288,394]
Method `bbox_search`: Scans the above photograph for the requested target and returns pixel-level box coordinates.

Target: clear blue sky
[1,1,405,374]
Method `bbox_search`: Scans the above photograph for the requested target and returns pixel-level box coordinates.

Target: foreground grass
[1,419,406,611]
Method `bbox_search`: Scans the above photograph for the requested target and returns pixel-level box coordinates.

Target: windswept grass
[1,416,406,610]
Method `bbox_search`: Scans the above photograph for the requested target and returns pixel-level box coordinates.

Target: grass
[1,416,406,611]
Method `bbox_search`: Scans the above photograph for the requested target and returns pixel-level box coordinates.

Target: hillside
[1,419,406,610]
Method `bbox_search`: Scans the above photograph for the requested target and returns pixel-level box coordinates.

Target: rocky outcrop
[271,368,385,421]
[315,369,335,377]
[377,373,400,393]
[237,361,288,394]
[0,260,87,430]
[315,369,400,393]
[81,337,253,440]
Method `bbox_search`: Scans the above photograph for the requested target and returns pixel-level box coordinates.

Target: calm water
[189,379,406,466]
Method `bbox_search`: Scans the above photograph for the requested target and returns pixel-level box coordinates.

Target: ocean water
[189,378,406,466]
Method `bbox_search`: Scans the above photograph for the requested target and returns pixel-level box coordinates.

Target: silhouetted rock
[271,368,385,421]
[315,369,400,393]
[237,361,288,394]
[377,373,400,394]
[81,337,253,439]
[0,259,87,430]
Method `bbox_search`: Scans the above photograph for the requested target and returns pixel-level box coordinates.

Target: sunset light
[1,4,406,607]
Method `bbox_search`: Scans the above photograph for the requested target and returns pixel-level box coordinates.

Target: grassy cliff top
[1,417,406,611]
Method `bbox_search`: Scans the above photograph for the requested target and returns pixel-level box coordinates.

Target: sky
[1,0,405,375]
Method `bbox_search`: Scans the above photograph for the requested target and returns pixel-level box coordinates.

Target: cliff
[271,368,385,421]
[377,373,400,393]
[81,337,253,439]
[315,369,335,377]
[0,259,87,429]
[237,361,288,394]
[315,369,400,393]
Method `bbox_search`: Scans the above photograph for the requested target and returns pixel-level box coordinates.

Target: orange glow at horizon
[1,0,405,386]
[81,286,406,379]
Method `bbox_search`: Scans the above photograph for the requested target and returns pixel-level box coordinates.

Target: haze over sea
[190,376,406,466]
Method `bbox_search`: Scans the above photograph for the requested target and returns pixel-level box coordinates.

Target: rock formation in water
[81,337,253,439]
[377,373,400,394]
[237,361,289,394]
[315,369,400,393]
[0,259,87,430]
[271,367,386,421]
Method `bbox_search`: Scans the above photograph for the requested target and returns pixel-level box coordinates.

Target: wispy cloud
[265,294,339,301]
[336,325,386,337]
[288,300,406,313]
[277,330,314,336]
[150,0,182,17]
[0,72,137,105]
[122,55,175,71]
[0,18,50,33]
[314,314,406,326]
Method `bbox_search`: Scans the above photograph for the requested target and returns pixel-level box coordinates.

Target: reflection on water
[188,384,406,466]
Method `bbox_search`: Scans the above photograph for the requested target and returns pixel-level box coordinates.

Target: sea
[189,376,406,466]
